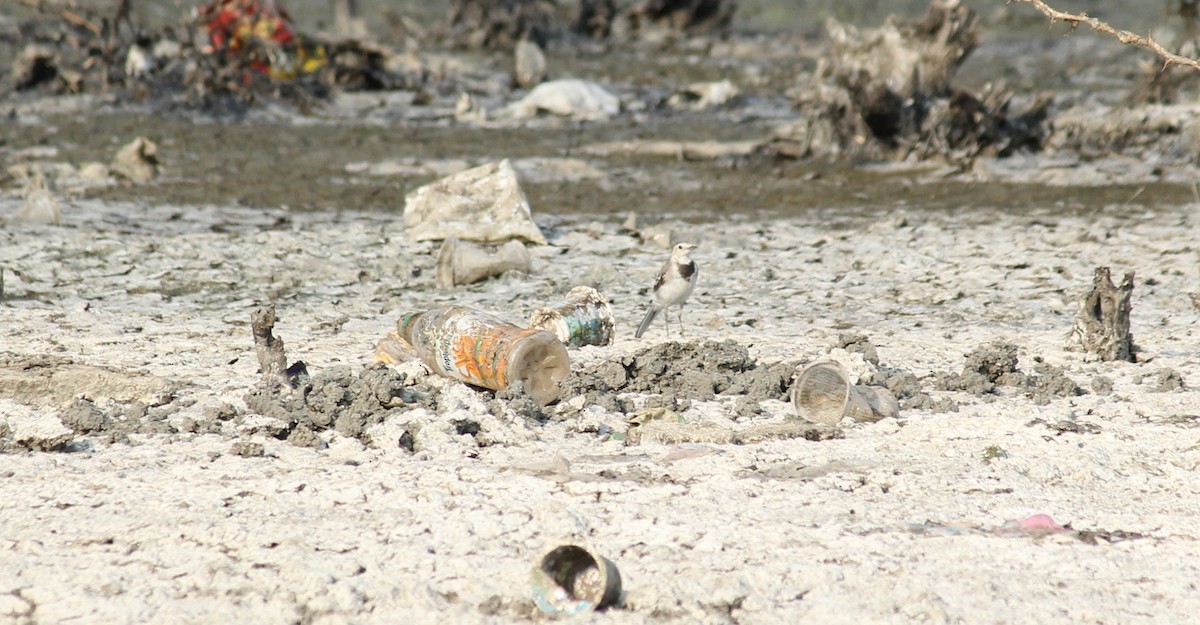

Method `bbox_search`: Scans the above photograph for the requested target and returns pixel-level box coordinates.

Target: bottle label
[425,311,542,390]
[529,286,614,347]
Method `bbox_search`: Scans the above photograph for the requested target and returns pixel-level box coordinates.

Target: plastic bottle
[397,306,570,405]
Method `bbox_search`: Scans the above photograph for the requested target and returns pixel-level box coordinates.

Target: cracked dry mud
[2,193,1199,624]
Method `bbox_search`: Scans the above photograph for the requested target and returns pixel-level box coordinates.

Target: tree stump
[1066,267,1136,362]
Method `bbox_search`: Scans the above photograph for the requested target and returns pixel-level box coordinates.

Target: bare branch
[1009,0,1200,71]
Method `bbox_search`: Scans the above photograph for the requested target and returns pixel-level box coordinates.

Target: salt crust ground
[2,197,1199,624]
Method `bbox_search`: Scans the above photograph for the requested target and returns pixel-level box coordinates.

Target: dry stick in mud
[1066,267,1136,362]
[251,305,289,380]
[1010,0,1200,71]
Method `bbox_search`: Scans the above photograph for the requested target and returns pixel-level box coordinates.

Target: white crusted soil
[1,198,1199,624]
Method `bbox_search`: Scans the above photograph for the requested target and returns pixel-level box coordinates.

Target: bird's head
[672,242,697,258]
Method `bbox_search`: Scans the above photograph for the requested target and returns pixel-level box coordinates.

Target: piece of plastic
[504,79,620,120]
[529,286,615,347]
[435,237,531,288]
[403,159,547,245]
[791,361,899,425]
[397,306,569,405]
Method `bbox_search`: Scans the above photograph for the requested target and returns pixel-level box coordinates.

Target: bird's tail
[635,307,659,339]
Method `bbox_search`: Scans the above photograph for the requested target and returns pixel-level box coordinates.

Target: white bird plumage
[636,242,698,339]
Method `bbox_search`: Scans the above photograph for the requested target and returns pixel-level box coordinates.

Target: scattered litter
[396,306,569,405]
[791,361,899,425]
[910,513,1143,544]
[403,159,548,244]
[373,333,417,365]
[531,545,622,615]
[667,79,739,111]
[198,0,325,78]
[503,79,620,120]
[435,237,532,288]
[110,137,160,184]
[529,286,615,347]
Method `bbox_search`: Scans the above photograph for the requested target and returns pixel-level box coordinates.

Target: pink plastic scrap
[1017,513,1064,530]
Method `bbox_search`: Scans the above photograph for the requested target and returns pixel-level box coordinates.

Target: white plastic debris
[514,39,546,89]
[403,159,547,244]
[435,237,532,288]
[667,79,739,111]
[111,137,159,183]
[125,43,152,77]
[503,79,620,121]
[13,171,62,225]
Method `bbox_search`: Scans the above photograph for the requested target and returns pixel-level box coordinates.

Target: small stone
[231,440,266,457]
[1154,368,1187,392]
[1090,375,1113,395]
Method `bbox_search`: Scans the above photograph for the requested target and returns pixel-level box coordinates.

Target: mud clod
[937,341,1019,394]
[560,341,792,415]
[1029,363,1082,405]
[901,393,959,413]
[1091,376,1114,396]
[1154,368,1187,392]
[240,363,427,447]
[231,440,266,457]
[60,398,110,434]
[619,340,755,394]
[838,334,880,366]
[935,342,1081,404]
[882,370,923,400]
[965,342,1020,383]
[494,381,549,422]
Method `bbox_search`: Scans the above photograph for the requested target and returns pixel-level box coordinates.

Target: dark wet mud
[7,111,1196,220]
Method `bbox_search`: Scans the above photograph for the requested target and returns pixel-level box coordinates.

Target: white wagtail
[635,242,698,339]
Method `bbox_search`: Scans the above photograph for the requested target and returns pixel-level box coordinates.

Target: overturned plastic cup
[531,545,622,615]
[436,237,531,288]
[791,361,900,425]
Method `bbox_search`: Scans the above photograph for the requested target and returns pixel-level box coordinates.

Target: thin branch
[16,0,102,35]
[1009,0,1200,71]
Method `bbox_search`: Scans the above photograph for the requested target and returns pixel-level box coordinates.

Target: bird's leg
[678,306,685,336]
[664,306,671,337]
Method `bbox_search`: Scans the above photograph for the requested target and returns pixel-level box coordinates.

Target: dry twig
[17,0,102,34]
[1010,0,1200,71]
